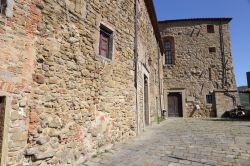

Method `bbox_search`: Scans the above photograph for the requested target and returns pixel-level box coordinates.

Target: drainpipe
[220,21,237,107]
[157,43,162,123]
[219,21,226,89]
[134,0,139,135]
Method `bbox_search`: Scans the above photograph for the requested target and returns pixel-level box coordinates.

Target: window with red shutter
[0,0,7,14]
[99,25,113,59]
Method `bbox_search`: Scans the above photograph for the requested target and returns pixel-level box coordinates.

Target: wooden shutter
[99,31,109,58]
[0,0,7,14]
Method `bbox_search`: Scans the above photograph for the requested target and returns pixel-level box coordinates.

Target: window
[164,37,175,65]
[154,69,157,83]
[99,25,113,59]
[0,0,7,14]
[207,25,215,33]
[209,47,216,53]
[206,95,213,104]
[208,68,212,81]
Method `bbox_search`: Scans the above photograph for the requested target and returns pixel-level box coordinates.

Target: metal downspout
[219,21,226,89]
[219,21,237,107]
[134,0,139,135]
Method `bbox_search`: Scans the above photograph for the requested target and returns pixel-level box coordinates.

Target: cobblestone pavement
[85,119,250,166]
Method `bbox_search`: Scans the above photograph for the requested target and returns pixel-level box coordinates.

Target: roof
[144,0,164,54]
[159,18,232,24]
[239,88,250,94]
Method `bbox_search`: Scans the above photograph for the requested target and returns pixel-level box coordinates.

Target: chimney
[247,72,250,88]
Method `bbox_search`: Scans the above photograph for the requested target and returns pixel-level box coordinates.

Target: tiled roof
[239,88,250,93]
[158,17,232,24]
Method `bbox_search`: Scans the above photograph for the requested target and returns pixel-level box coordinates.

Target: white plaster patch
[18,107,25,116]
[5,0,14,17]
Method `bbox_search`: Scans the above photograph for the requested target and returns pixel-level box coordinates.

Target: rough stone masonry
[0,0,239,166]
[159,18,239,118]
[0,0,163,165]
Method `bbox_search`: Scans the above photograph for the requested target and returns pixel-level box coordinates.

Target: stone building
[239,72,250,105]
[0,0,240,165]
[159,18,239,118]
[0,0,163,165]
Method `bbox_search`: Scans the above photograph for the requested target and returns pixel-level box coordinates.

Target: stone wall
[26,0,137,165]
[215,91,238,117]
[136,0,163,132]
[0,0,162,165]
[159,19,238,118]
[0,0,40,165]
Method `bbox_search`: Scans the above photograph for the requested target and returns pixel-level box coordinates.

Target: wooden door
[168,93,183,117]
[0,97,6,163]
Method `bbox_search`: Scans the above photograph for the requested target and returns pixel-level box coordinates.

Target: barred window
[164,37,175,65]
[209,47,216,53]
[206,95,213,104]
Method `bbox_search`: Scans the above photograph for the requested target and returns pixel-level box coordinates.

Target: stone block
[34,151,55,160]
[32,74,45,84]
[11,132,27,141]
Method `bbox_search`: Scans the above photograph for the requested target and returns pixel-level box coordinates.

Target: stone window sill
[96,54,113,64]
[163,64,175,68]
[206,104,213,108]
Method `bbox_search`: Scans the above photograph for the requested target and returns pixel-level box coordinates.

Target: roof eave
[158,18,233,24]
[144,0,164,54]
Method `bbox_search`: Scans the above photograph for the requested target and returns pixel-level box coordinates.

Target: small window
[154,69,157,83]
[209,47,216,53]
[99,25,113,59]
[0,0,7,14]
[207,25,215,33]
[206,95,213,104]
[208,68,212,81]
[164,37,175,65]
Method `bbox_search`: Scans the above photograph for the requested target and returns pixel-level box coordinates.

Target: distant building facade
[159,18,239,118]
[239,72,250,105]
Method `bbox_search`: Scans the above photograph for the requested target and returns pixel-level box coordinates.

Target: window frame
[206,94,213,104]
[0,0,7,15]
[163,36,175,65]
[99,24,113,60]
[208,68,212,81]
[209,47,216,53]
[207,25,215,33]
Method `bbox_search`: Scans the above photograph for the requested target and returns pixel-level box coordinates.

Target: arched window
[164,37,175,65]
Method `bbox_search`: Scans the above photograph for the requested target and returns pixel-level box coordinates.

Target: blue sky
[154,0,250,86]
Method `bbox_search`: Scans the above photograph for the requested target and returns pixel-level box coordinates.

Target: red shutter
[99,32,109,58]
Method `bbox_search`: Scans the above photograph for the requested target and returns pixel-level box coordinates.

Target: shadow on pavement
[203,118,250,122]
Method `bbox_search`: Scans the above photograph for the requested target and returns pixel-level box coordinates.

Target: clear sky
[154,0,250,86]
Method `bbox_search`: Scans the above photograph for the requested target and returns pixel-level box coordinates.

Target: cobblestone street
[85,119,250,166]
